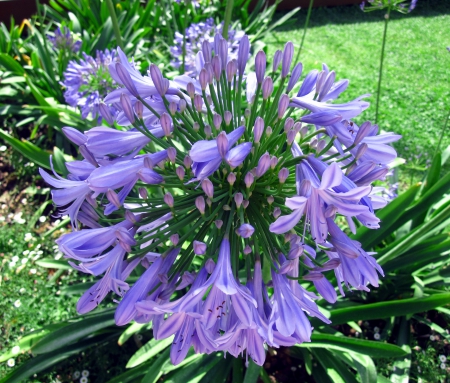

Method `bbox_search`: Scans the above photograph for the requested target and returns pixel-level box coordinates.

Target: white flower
[9,262,16,268]
[14,300,21,308]
[430,335,436,341]
[30,268,37,274]
[7,358,15,367]
[19,288,26,294]
[21,198,27,205]
[73,371,80,379]
[0,145,7,151]
[374,326,380,333]
[81,370,89,377]
[39,216,46,223]
[440,363,446,370]
[22,250,30,256]
[80,377,88,383]
[12,256,19,263]
[21,258,28,264]
[374,333,380,340]
[439,355,447,362]
[12,346,20,354]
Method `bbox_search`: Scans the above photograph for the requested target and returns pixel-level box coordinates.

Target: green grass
[267,0,450,176]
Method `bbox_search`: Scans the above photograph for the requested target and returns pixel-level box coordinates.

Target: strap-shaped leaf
[126,336,173,368]
[296,334,407,358]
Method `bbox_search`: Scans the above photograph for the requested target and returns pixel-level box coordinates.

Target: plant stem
[222,0,235,40]
[375,6,390,124]
[106,0,124,51]
[294,0,314,63]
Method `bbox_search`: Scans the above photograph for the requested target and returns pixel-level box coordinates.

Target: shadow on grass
[274,0,450,31]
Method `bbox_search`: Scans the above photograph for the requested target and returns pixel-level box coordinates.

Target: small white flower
[80,377,88,383]
[440,363,446,370]
[39,216,46,223]
[73,371,80,379]
[7,358,15,367]
[24,233,34,242]
[0,216,5,222]
[430,335,436,341]
[81,370,89,377]
[12,346,20,354]
[21,258,28,264]
[374,326,380,333]
[19,288,26,294]
[439,355,447,362]
[12,256,19,263]
[30,268,37,274]
[37,250,43,255]
[9,262,16,268]
[0,145,7,151]
[14,300,21,308]
[22,250,30,256]
[374,333,380,340]
[21,198,27,205]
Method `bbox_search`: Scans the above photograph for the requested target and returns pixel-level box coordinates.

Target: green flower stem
[294,0,314,63]
[105,0,124,51]
[222,0,235,40]
[375,6,391,124]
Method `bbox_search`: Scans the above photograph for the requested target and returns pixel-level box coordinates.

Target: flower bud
[224,111,232,125]
[300,125,309,137]
[262,77,273,100]
[204,124,212,138]
[205,63,214,84]
[284,117,294,132]
[194,94,203,112]
[170,234,179,246]
[273,207,281,218]
[120,93,135,124]
[143,156,154,168]
[267,196,274,205]
[215,220,223,229]
[106,188,121,208]
[201,178,214,198]
[139,187,148,199]
[281,41,294,78]
[164,192,174,207]
[63,127,87,146]
[234,192,243,208]
[193,240,207,255]
[212,55,221,80]
[238,34,250,75]
[115,62,138,97]
[176,166,185,180]
[293,121,302,133]
[286,62,303,92]
[199,68,208,91]
[278,94,290,119]
[79,145,97,167]
[195,196,205,214]
[217,131,228,158]
[354,121,372,146]
[193,122,200,132]
[266,126,273,136]
[278,168,289,183]
[227,172,236,185]
[167,147,177,163]
[270,156,278,169]
[125,210,137,223]
[98,103,114,125]
[202,39,211,63]
[253,117,264,143]
[236,223,255,238]
[213,113,222,130]
[243,200,249,209]
[287,130,296,145]
[219,38,228,71]
[273,50,282,72]
[205,258,215,274]
[134,100,143,119]
[243,245,252,255]
[255,50,266,84]
[226,59,237,82]
[355,143,368,160]
[160,113,172,137]
[169,102,177,116]
[187,82,195,99]
[244,172,254,188]
[206,198,212,207]
[244,108,251,119]
[256,152,270,177]
[316,139,327,153]
[179,99,187,112]
[184,155,192,168]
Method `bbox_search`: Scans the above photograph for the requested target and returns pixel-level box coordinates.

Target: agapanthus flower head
[170,17,245,76]
[360,0,417,13]
[47,26,81,52]
[62,49,118,120]
[43,31,400,367]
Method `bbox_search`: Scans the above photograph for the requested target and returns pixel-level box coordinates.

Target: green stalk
[294,0,314,63]
[222,0,235,40]
[375,6,391,124]
[106,0,124,50]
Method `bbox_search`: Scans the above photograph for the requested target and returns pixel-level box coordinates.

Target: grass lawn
[267,0,450,177]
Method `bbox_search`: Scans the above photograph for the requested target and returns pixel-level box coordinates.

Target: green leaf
[390,318,411,383]
[326,293,450,325]
[126,336,173,368]
[243,359,261,383]
[35,259,72,270]
[296,334,407,358]
[139,347,171,383]
[32,309,116,354]
[312,349,358,383]
[0,53,24,74]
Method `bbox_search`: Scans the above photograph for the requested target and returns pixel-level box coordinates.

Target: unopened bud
[164,192,174,207]
[227,172,236,185]
[267,196,274,205]
[195,196,205,214]
[255,152,271,177]
[170,234,179,246]
[201,178,214,198]
[243,245,252,255]
[273,207,281,218]
[300,126,309,137]
[134,100,143,119]
[193,240,207,255]
[206,198,212,207]
[244,108,251,119]
[139,187,148,199]
[278,94,290,119]
[204,124,212,138]
[217,131,228,158]
[224,111,232,125]
[244,172,254,188]
[144,156,154,169]
[193,122,200,132]
[160,113,172,137]
[125,210,137,223]
[120,93,135,124]
[270,156,278,169]
[167,147,177,163]
[284,117,294,132]
[184,155,193,168]
[187,82,195,98]
[205,258,215,274]
[287,130,296,145]
[266,126,272,136]
[355,143,368,160]
[194,94,203,112]
[215,220,223,229]
[213,113,222,130]
[199,68,208,90]
[176,166,185,180]
[234,192,243,208]
[262,77,274,100]
[169,101,177,116]
[316,139,327,153]
[243,200,249,209]
[254,117,264,143]
[107,188,121,208]
[179,99,187,112]
[278,168,289,183]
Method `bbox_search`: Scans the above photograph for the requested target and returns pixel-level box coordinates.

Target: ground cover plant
[1,0,450,382]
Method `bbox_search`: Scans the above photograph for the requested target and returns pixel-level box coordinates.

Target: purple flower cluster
[43,33,400,366]
[170,18,245,75]
[62,49,118,120]
[360,0,417,13]
[47,26,81,52]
